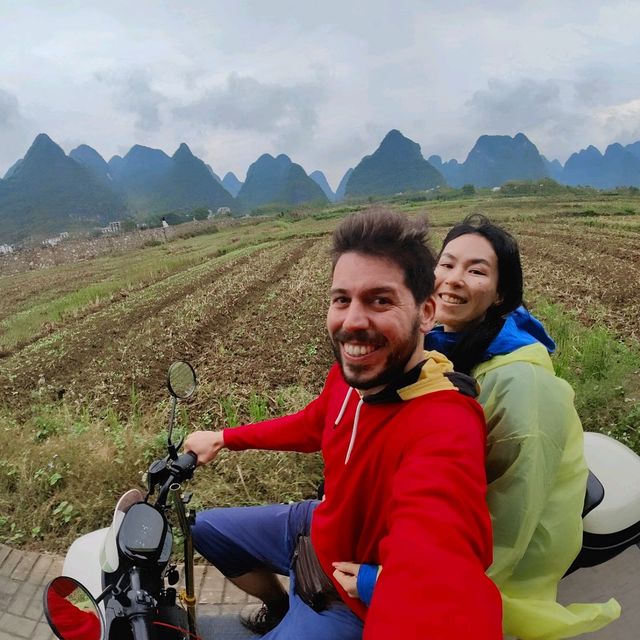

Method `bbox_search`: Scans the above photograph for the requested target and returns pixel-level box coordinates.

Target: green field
[1,192,639,551]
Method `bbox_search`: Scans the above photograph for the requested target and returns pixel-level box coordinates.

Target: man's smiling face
[327,251,435,394]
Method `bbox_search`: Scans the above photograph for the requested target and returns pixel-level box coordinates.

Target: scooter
[568,431,640,573]
[44,361,200,640]
[42,357,640,639]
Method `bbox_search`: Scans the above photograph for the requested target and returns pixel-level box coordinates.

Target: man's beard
[330,316,422,390]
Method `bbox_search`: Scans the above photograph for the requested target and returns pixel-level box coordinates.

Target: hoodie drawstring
[344,398,363,464]
[335,387,363,465]
[335,387,353,426]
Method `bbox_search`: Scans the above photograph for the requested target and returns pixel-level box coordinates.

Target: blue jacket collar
[425,306,555,362]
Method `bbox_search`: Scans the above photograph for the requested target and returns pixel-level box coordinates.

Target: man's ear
[419,296,437,334]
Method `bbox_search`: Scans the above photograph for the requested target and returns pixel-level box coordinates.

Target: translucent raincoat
[475,343,620,639]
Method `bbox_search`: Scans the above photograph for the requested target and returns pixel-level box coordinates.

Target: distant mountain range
[346,129,444,197]
[0,135,127,243]
[428,134,640,190]
[562,143,640,189]
[237,154,328,211]
[428,133,548,188]
[0,136,326,243]
[222,172,243,197]
[77,142,234,213]
[335,168,353,201]
[310,170,335,202]
[4,128,640,244]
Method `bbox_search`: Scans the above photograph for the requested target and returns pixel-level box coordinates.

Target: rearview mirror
[167,361,197,399]
[43,576,104,640]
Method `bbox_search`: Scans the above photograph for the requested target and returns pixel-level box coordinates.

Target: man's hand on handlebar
[184,430,225,465]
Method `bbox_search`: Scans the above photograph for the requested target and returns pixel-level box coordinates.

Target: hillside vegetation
[0,193,639,552]
[6,129,640,244]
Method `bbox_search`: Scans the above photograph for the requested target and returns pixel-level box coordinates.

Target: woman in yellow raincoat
[334,215,620,639]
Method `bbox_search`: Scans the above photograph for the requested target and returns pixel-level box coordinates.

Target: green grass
[533,298,640,447]
[0,383,320,551]
[2,283,115,348]
[0,242,216,350]
[2,193,640,552]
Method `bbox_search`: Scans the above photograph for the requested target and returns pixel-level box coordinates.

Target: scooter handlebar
[172,451,197,482]
[152,451,198,508]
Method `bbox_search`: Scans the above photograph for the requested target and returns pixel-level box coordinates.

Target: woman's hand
[184,430,225,465]
[332,561,362,598]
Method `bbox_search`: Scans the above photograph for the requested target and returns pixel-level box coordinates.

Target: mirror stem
[167,396,178,459]
[95,582,114,605]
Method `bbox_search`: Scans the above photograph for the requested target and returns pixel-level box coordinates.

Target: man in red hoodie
[185,208,502,639]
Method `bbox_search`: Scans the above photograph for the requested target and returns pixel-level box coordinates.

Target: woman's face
[434,233,501,332]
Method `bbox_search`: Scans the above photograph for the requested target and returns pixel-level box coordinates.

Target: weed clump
[533,298,640,442]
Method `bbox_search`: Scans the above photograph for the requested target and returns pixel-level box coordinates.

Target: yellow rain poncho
[475,343,621,639]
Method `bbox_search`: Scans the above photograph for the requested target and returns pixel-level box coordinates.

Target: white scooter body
[583,432,640,534]
[61,489,144,607]
[568,432,640,573]
[62,528,109,604]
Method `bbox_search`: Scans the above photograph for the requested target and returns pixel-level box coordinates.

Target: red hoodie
[47,587,101,640]
[224,353,502,639]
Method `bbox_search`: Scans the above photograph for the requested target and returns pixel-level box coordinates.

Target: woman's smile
[438,292,467,305]
[434,233,501,332]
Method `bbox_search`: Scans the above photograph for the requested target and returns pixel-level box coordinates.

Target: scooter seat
[583,432,640,535]
[566,433,640,574]
[582,470,604,517]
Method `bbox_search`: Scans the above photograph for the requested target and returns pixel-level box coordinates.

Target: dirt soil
[0,237,332,421]
[512,221,640,340]
[1,212,639,421]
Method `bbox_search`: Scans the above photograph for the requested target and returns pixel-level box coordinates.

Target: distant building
[101,221,122,234]
[216,207,231,215]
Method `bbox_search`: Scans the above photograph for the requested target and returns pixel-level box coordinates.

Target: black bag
[292,535,340,612]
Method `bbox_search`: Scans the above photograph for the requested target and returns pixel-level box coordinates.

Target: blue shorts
[192,501,363,640]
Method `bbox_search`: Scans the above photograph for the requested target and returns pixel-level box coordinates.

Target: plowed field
[1,197,639,551]
[3,202,638,417]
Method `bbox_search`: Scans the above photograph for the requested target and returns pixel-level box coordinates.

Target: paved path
[558,545,640,639]
[0,543,259,640]
[3,542,640,639]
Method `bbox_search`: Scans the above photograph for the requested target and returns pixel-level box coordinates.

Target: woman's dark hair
[439,213,524,374]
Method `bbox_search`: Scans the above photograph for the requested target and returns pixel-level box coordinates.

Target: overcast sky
[2,0,640,187]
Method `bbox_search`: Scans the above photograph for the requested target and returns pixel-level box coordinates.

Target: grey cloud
[0,88,34,174]
[173,73,324,149]
[595,108,640,149]
[467,78,563,132]
[572,67,612,107]
[0,89,23,128]
[96,70,165,133]
[464,77,601,160]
